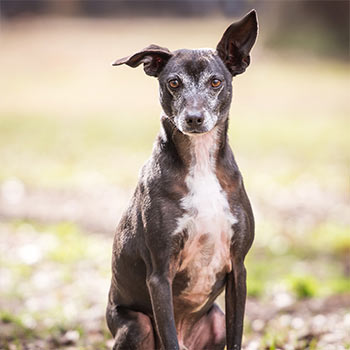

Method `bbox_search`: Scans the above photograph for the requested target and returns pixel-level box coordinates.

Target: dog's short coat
[107,10,258,350]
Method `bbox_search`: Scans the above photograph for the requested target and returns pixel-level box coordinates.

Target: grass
[0,109,348,189]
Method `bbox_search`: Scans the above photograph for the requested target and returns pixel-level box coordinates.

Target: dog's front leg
[143,201,180,350]
[225,259,247,350]
[147,271,179,350]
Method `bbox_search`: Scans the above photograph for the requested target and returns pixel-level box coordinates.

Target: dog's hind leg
[183,303,226,350]
[106,305,156,350]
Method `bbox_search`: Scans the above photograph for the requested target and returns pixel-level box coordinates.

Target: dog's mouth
[185,129,204,134]
[181,127,209,135]
[180,121,216,135]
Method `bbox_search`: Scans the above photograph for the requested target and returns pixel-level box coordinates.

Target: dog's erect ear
[216,10,258,76]
[112,44,173,77]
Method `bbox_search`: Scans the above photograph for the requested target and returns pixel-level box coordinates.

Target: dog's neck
[159,114,229,168]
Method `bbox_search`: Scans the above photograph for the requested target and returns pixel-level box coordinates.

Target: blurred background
[0,1,349,349]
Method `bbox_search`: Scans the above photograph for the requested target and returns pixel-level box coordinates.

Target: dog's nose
[185,113,204,127]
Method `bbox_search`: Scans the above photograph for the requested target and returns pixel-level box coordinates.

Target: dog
[107,10,257,350]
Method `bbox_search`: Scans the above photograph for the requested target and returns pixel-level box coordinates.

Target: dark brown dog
[107,10,258,350]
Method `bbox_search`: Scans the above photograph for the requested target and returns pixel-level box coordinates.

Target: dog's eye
[211,79,222,88]
[169,79,180,89]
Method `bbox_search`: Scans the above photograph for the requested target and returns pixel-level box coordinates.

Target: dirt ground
[0,185,349,350]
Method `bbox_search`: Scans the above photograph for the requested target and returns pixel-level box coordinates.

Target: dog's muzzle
[178,110,217,135]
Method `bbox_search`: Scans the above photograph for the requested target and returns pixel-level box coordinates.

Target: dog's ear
[112,44,173,77]
[216,10,258,76]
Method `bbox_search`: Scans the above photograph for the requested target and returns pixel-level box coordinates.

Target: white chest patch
[174,128,237,310]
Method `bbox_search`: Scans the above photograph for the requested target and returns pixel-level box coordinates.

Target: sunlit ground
[0,17,349,349]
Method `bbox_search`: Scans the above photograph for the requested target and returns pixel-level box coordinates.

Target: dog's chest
[174,131,237,309]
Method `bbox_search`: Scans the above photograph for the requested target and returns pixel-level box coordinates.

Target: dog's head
[113,10,258,135]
